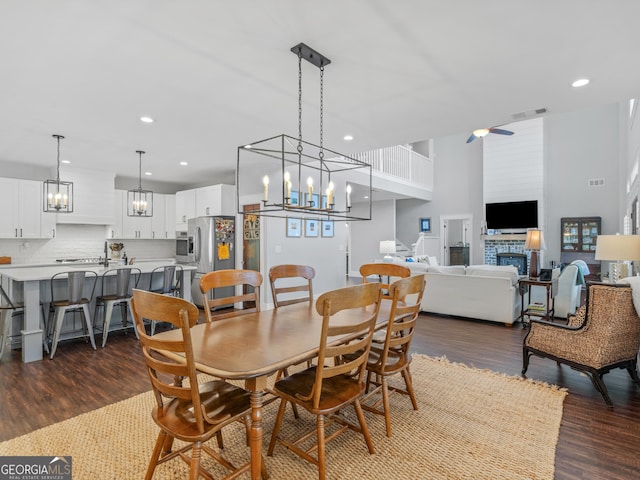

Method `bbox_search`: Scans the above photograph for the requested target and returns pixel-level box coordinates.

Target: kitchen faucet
[103,241,109,267]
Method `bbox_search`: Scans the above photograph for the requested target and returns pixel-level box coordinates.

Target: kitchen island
[0,261,196,363]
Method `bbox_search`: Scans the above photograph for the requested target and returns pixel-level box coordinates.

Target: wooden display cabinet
[560,216,601,282]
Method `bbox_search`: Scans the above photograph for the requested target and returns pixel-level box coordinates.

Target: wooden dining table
[153,299,391,480]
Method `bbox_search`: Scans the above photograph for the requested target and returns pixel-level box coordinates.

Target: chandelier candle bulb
[346,184,352,208]
[284,171,291,199]
[307,177,313,202]
[262,175,269,202]
[328,181,334,206]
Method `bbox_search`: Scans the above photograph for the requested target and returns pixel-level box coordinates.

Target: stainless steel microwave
[175,231,194,263]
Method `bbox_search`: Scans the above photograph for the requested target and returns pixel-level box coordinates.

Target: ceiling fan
[466,127,514,143]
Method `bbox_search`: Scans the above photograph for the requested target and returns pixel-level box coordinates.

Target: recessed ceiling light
[61,160,71,164]
[244,144,252,149]
[144,171,152,176]
[364,195,369,199]
[571,78,590,88]
[180,161,188,166]
[343,134,354,141]
[140,116,154,123]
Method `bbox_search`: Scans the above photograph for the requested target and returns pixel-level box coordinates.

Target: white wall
[397,134,484,265]
[349,199,396,276]
[544,103,620,266]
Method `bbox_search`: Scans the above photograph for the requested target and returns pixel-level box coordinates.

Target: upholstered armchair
[522,282,640,406]
[529,264,582,318]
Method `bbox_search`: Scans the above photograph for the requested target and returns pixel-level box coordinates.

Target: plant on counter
[109,243,124,252]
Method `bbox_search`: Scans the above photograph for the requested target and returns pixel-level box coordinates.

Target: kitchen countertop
[0,261,195,282]
[0,257,176,270]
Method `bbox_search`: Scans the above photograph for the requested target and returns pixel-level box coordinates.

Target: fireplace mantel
[482,234,527,241]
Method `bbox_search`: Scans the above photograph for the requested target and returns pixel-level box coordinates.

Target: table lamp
[525,229,546,278]
[595,234,640,282]
[380,240,396,262]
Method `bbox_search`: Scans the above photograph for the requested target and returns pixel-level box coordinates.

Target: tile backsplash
[0,224,175,264]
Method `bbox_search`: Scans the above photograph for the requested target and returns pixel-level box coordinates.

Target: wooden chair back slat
[269,264,315,308]
[200,269,263,321]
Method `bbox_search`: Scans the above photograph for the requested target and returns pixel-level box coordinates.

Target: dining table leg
[245,376,267,480]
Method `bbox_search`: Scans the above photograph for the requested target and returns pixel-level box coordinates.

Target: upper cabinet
[175,189,196,232]
[55,167,115,225]
[561,217,601,253]
[195,184,236,217]
[110,190,176,240]
[175,184,236,232]
[0,178,54,239]
[560,216,601,282]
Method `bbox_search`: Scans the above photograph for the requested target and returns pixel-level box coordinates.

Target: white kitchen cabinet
[164,195,176,239]
[0,178,51,239]
[111,190,175,239]
[175,189,196,232]
[195,184,236,217]
[152,194,176,239]
[108,190,124,239]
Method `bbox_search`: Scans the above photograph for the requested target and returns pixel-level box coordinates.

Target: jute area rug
[0,355,566,479]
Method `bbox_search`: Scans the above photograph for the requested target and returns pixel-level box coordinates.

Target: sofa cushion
[427,265,466,275]
[466,265,519,286]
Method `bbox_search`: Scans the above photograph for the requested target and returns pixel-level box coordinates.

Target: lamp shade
[595,235,640,261]
[524,229,546,251]
[380,241,396,255]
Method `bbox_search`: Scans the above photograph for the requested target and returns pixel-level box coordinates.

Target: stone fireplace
[483,234,530,274]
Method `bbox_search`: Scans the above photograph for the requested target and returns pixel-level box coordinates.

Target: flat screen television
[485,200,538,231]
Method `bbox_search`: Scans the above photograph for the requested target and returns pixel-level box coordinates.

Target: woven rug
[0,355,566,479]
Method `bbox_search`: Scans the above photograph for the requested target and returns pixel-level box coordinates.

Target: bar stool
[148,265,183,334]
[48,270,98,359]
[94,267,141,347]
[0,284,23,359]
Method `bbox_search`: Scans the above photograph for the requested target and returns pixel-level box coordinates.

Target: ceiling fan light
[473,128,490,138]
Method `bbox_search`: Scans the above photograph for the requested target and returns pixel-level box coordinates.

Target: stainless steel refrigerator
[188,216,235,307]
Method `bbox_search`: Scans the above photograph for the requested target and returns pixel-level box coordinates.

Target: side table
[518,277,558,326]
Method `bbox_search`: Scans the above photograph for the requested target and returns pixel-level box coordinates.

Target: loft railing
[348,144,432,189]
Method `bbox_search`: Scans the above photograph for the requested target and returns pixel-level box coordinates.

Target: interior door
[242,204,260,308]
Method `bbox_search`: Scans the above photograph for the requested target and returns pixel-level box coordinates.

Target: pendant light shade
[43,134,74,213]
[127,150,153,217]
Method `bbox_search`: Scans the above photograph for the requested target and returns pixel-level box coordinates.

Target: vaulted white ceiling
[1,1,639,187]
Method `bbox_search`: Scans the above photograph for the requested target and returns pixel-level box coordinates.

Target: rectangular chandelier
[43,179,73,214]
[127,188,153,217]
[237,134,372,220]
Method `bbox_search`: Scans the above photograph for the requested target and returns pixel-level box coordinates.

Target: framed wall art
[321,220,334,238]
[420,217,431,233]
[305,219,319,237]
[286,217,302,237]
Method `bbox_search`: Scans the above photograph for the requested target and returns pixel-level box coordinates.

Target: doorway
[439,214,473,266]
[242,204,260,309]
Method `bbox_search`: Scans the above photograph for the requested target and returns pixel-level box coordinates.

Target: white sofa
[392,259,522,325]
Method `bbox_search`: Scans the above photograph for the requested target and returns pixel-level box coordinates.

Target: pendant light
[43,134,74,213]
[236,42,372,221]
[127,150,153,217]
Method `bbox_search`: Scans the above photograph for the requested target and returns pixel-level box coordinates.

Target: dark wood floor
[1,312,640,479]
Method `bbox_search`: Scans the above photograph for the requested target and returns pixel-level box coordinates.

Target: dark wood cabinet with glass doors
[560,217,601,282]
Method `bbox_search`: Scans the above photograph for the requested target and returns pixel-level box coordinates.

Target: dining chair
[268,264,316,416]
[94,267,141,347]
[47,270,98,359]
[361,274,426,437]
[200,269,262,322]
[360,263,411,299]
[267,282,382,480]
[148,264,183,335]
[130,289,268,480]
[269,264,315,307]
